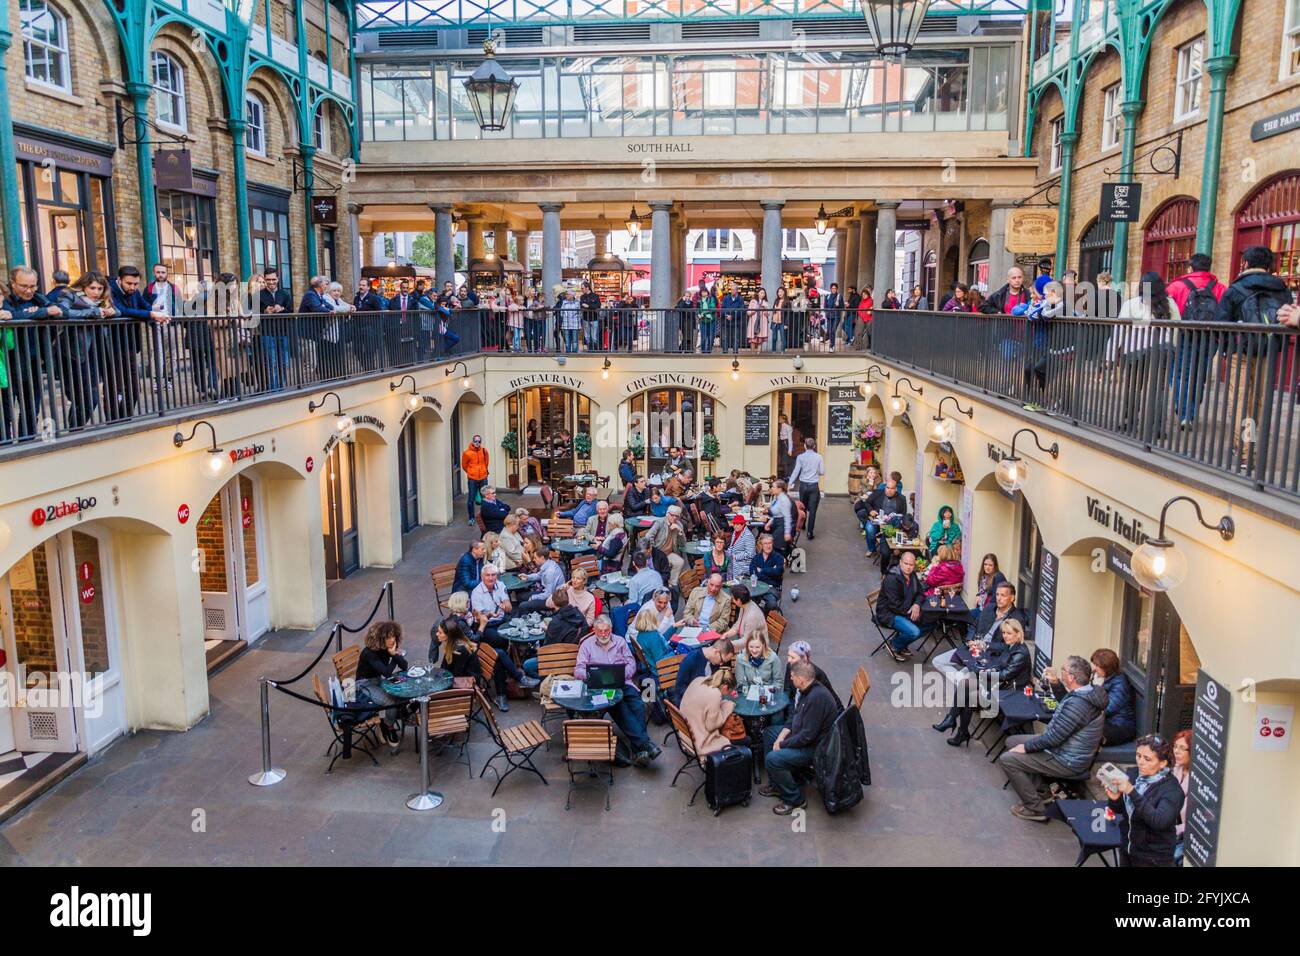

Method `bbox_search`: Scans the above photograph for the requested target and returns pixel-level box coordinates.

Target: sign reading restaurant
[625,373,719,396]
[507,373,586,390]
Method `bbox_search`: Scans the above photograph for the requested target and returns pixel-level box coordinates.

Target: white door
[237,475,270,642]
[199,476,269,644]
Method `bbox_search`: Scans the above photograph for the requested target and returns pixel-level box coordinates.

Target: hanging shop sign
[828,404,854,445]
[1100,182,1142,223]
[30,495,97,527]
[153,149,194,191]
[625,372,719,396]
[829,385,862,403]
[1186,671,1231,868]
[311,195,338,225]
[1085,495,1151,547]
[1251,105,1300,142]
[1005,209,1058,253]
[744,404,770,446]
[509,373,586,390]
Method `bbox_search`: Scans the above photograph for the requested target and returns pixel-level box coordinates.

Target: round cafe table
[551,539,596,573]
[593,574,630,598]
[381,668,454,811]
[730,689,789,782]
[499,618,547,666]
[551,687,624,716]
[723,579,772,600]
[497,572,533,595]
[683,541,712,558]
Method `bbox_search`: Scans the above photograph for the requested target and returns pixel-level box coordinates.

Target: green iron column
[0,20,26,267]
[228,118,253,279]
[1054,131,1079,272]
[1195,55,1238,256]
[300,143,318,278]
[127,81,161,267]
[1110,100,1144,285]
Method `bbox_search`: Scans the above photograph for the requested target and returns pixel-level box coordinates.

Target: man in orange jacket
[461,435,490,525]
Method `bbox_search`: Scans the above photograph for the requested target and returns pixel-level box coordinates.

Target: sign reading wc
[50,886,151,936]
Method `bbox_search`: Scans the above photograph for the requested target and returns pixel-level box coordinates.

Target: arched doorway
[967,238,990,291]
[0,524,127,757]
[1141,197,1198,283]
[884,410,920,513]
[397,417,420,534]
[922,436,966,555]
[773,389,817,477]
[627,386,717,477]
[321,438,360,580]
[1232,171,1300,295]
[923,249,938,305]
[197,472,270,667]
[1078,217,1115,284]
[506,386,592,489]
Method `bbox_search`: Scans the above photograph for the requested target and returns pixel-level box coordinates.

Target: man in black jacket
[874,551,935,662]
[579,282,602,351]
[761,661,840,814]
[257,267,293,391]
[623,475,651,517]
[3,267,64,440]
[863,477,906,555]
[979,266,1031,315]
[966,581,1029,646]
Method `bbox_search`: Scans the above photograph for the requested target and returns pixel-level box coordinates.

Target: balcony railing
[872,310,1300,499]
[0,306,867,450]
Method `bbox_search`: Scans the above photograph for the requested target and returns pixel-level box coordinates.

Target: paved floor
[0,498,1081,866]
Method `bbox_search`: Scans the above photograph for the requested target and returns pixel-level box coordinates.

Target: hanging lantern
[862,0,933,57]
[625,206,642,239]
[463,39,520,132]
[814,204,830,236]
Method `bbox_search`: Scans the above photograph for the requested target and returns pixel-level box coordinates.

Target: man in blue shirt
[517,543,568,614]
[558,486,599,526]
[672,637,736,703]
[478,485,511,533]
[453,541,486,595]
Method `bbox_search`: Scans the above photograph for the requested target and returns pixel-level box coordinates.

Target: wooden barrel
[847,463,872,496]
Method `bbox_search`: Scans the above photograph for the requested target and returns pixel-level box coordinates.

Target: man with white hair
[647,503,688,586]
[470,563,539,710]
[558,485,600,527]
[575,615,660,766]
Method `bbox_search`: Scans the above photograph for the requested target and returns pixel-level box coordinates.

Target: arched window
[783,229,809,253]
[627,388,716,476]
[1078,218,1115,285]
[1141,198,1198,283]
[967,237,989,290]
[1233,171,1300,296]
[21,0,70,91]
[245,93,267,155]
[151,51,187,130]
[313,103,331,153]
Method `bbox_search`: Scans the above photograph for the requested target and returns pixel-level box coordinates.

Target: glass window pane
[240,476,260,587]
[71,531,111,676]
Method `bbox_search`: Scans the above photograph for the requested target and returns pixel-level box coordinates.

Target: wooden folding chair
[332,646,361,685]
[562,719,617,811]
[655,654,684,745]
[765,610,787,651]
[536,643,580,734]
[570,555,600,578]
[470,643,500,728]
[851,666,872,709]
[548,516,576,539]
[664,700,707,806]
[426,688,474,777]
[431,562,458,610]
[312,674,382,772]
[474,686,551,796]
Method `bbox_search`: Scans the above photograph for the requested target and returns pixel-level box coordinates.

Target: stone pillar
[760,200,784,300]
[874,202,899,298]
[649,200,673,311]
[858,211,876,293]
[514,230,531,268]
[594,230,609,258]
[669,214,684,297]
[989,201,1014,289]
[843,220,861,291]
[540,202,564,306]
[466,216,485,261]
[347,202,363,287]
[493,222,510,258]
[429,203,455,289]
[832,227,847,287]
[369,233,386,265]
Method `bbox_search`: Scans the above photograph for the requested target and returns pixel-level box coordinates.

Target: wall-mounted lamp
[929,395,973,444]
[390,374,423,412]
[446,361,472,389]
[731,358,741,381]
[601,357,612,380]
[994,427,1060,493]
[308,391,353,434]
[858,364,891,397]
[173,420,234,480]
[1131,496,1234,591]
[889,376,922,415]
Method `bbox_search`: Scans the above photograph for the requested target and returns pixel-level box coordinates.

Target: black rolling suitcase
[704,745,752,815]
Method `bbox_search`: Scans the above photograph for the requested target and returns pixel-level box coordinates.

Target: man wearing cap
[725,513,757,579]
[461,435,490,525]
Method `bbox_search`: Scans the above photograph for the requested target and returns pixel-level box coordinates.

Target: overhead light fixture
[862,0,933,57]
[308,391,353,434]
[889,376,922,415]
[463,37,520,132]
[390,373,423,412]
[625,206,643,238]
[173,420,234,480]
[929,395,973,444]
[815,203,830,236]
[731,358,741,381]
[601,357,612,380]
[994,427,1060,493]
[1131,495,1234,591]
[858,364,890,397]
[446,361,472,389]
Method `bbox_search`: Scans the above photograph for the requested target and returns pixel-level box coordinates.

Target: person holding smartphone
[1102,734,1184,867]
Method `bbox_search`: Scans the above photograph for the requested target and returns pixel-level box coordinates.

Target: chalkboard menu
[1032,548,1057,671]
[1186,671,1231,868]
[744,405,770,445]
[829,384,862,403]
[828,404,853,445]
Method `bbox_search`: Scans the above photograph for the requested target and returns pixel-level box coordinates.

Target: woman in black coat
[1104,735,1185,867]
[946,617,1030,747]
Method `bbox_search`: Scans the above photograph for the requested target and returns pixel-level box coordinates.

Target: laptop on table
[586,663,624,693]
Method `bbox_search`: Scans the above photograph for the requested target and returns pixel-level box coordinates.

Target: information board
[828,404,853,445]
[1186,671,1231,868]
[744,404,770,446]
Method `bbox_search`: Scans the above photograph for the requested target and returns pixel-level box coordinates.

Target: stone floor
[0,497,1082,866]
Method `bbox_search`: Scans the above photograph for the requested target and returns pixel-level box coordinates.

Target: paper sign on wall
[1254,704,1293,751]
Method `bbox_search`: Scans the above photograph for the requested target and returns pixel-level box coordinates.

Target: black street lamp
[463,39,519,132]
[862,0,933,57]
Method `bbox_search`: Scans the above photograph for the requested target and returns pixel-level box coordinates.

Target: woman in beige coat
[747,289,770,350]
[680,668,738,763]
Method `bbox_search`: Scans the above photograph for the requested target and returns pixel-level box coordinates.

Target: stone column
[347,202,363,287]
[843,219,861,291]
[466,216,485,261]
[832,227,847,287]
[369,233,386,265]
[858,211,876,293]
[669,214,684,297]
[493,222,510,258]
[874,201,899,298]
[540,202,564,306]
[760,200,785,300]
[649,200,674,311]
[514,230,531,268]
[594,230,609,258]
[989,201,1014,289]
[428,203,455,289]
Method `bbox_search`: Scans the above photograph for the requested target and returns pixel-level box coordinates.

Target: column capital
[845,218,861,232]
[648,199,674,212]
[538,202,565,213]
[1204,54,1238,77]
[1120,99,1146,116]
[874,200,901,210]
[427,202,453,213]
[346,202,363,214]
[759,200,786,211]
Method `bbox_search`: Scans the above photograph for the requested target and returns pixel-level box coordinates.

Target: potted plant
[699,432,720,465]
[853,420,884,465]
[501,430,520,488]
[573,431,592,472]
[628,433,646,460]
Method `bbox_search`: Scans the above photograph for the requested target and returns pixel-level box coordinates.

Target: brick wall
[197,493,228,593]
[71,530,109,675]
[9,546,56,677]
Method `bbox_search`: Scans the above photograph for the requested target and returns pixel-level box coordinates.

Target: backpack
[1179,277,1219,324]
[1239,289,1285,326]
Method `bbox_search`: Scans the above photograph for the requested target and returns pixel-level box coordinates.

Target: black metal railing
[0,309,479,448]
[872,309,1300,498]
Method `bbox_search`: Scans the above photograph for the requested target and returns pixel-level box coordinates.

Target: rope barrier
[339,580,395,634]
[266,580,394,687]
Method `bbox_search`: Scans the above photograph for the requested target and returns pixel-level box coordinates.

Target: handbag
[452,676,476,690]
[722,713,748,741]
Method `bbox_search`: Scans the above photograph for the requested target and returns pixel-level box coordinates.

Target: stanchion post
[248,677,287,786]
[386,579,395,620]
[406,696,444,811]
[334,622,342,653]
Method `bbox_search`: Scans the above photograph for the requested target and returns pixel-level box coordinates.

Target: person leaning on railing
[47,271,115,430]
